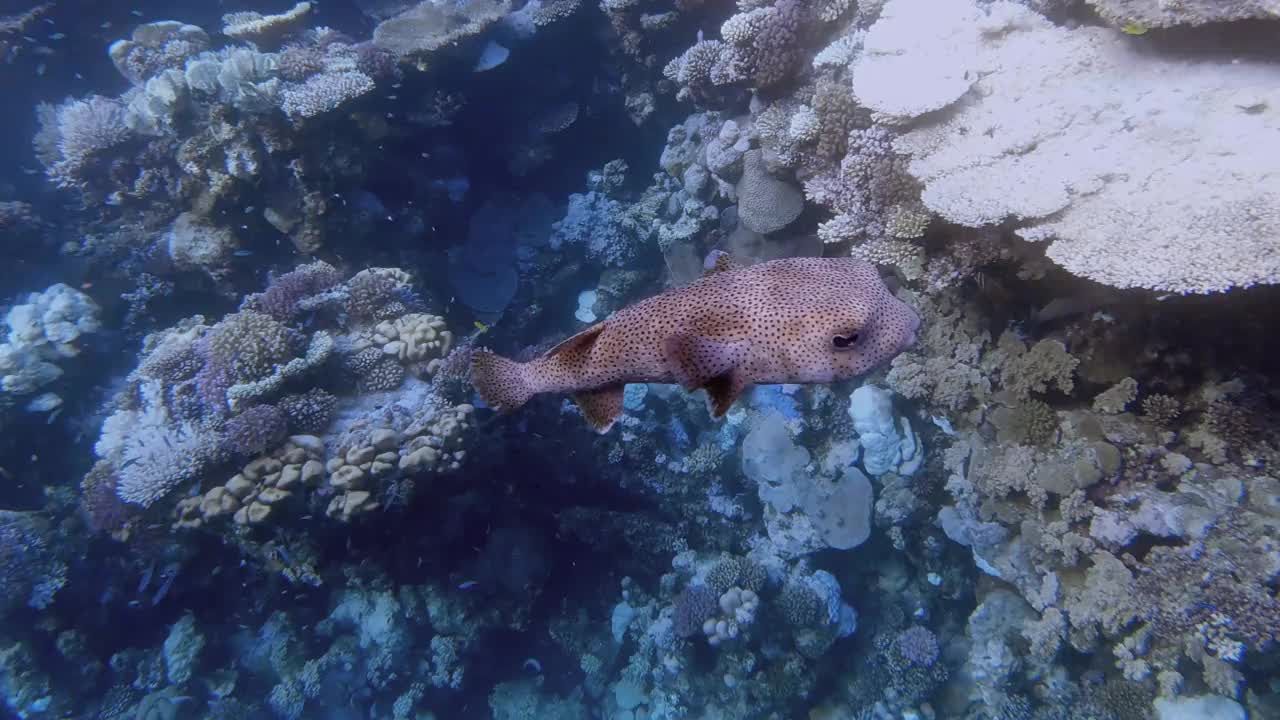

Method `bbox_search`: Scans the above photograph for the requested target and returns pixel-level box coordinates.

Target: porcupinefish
[471,256,921,433]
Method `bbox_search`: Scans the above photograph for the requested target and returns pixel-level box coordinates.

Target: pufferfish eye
[832,332,860,350]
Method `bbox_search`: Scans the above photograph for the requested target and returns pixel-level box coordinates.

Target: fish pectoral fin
[703,371,751,419]
[573,384,626,434]
[662,333,750,390]
[702,250,740,276]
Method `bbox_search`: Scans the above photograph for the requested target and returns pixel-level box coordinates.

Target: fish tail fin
[471,350,538,412]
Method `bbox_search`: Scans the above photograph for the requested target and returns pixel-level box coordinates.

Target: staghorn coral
[663,40,732,104]
[810,124,926,269]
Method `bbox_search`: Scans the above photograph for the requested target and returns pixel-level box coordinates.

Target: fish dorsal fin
[573,384,625,433]
[662,333,750,390]
[544,323,606,359]
[702,250,740,276]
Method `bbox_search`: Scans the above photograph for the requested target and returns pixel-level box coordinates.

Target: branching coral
[37,96,135,188]
[99,380,220,507]
[277,388,337,433]
[223,404,290,456]
[241,261,344,321]
[719,0,811,89]
[195,310,302,410]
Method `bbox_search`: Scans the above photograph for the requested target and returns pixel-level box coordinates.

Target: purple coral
[222,404,289,456]
[80,461,137,535]
[673,585,718,638]
[194,354,233,414]
[895,626,941,667]
[241,261,343,321]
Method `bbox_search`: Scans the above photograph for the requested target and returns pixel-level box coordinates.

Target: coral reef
[0,284,102,411]
[6,1,1280,719]
[87,263,471,526]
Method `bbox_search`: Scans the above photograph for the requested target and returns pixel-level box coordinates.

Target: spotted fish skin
[471,257,920,433]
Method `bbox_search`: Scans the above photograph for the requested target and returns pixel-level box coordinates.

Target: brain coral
[736,150,803,234]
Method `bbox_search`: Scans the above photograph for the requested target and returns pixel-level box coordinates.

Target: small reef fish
[471,255,921,433]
